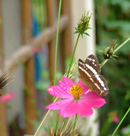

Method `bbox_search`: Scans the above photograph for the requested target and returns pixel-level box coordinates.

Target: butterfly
[78,54,109,96]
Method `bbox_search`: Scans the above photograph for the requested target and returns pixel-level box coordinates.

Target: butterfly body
[78,55,109,96]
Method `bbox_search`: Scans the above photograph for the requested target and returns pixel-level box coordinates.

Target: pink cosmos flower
[0,92,14,102]
[46,76,106,117]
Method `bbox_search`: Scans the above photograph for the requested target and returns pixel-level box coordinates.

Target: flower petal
[59,101,78,117]
[46,99,73,110]
[47,86,72,98]
[77,80,89,93]
[83,91,103,99]
[62,76,75,86]
[81,91,106,108]
[59,76,75,92]
[77,101,93,117]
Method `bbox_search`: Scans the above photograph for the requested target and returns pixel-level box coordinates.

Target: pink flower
[109,112,119,123]
[46,76,106,117]
[0,92,14,102]
[113,117,119,123]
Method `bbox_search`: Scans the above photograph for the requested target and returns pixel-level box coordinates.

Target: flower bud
[74,11,91,37]
[103,40,117,59]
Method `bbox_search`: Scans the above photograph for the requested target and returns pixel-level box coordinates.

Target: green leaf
[84,32,90,36]
[73,31,78,35]
[74,26,77,30]
[81,33,84,38]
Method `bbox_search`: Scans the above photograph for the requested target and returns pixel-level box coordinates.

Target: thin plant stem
[33,97,58,136]
[100,37,130,68]
[72,114,78,135]
[113,37,130,54]
[54,0,62,85]
[60,34,80,132]
[112,107,130,136]
[64,117,72,131]
[100,59,108,68]
[67,33,80,78]
[55,33,81,133]
[53,0,62,131]
[55,113,60,134]
[34,110,50,136]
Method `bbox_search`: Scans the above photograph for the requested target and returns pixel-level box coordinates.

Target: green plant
[95,0,130,135]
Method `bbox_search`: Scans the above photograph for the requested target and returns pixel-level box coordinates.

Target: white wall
[71,0,99,135]
[2,0,24,125]
[71,0,96,59]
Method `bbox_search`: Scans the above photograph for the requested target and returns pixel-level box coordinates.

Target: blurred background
[0,0,130,136]
[95,0,130,136]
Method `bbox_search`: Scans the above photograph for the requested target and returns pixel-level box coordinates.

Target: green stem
[100,59,108,68]
[101,37,130,68]
[55,113,60,134]
[112,107,130,136]
[54,0,62,85]
[67,33,80,78]
[55,33,80,131]
[113,37,130,54]
[53,0,62,131]
[72,114,78,135]
[64,117,72,131]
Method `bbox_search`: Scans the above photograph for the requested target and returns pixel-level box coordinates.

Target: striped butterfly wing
[78,55,109,96]
[96,75,109,96]
[78,59,98,92]
[85,54,101,74]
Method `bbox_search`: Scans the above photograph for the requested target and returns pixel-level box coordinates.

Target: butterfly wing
[85,54,101,74]
[78,59,99,92]
[90,74,109,96]
[78,55,109,96]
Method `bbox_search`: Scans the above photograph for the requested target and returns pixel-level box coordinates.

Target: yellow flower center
[69,84,83,99]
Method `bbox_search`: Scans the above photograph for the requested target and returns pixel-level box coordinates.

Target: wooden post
[5,16,69,74]
[46,0,56,86]
[61,0,72,71]
[21,0,37,134]
[0,0,8,135]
